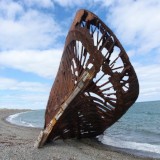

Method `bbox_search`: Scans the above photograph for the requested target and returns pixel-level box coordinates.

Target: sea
[6,101,160,159]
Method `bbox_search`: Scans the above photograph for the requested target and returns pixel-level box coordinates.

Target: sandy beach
[0,109,157,160]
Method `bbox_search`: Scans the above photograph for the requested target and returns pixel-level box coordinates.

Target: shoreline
[3,109,32,128]
[5,110,40,129]
[0,109,158,160]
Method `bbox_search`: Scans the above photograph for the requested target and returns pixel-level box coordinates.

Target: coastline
[0,109,157,160]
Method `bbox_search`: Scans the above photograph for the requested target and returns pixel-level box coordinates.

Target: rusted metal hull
[35,9,139,148]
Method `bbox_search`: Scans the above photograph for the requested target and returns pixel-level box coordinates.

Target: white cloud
[23,0,54,8]
[0,77,50,92]
[0,49,63,78]
[53,0,85,7]
[0,0,63,50]
[103,0,160,57]
[0,77,51,109]
[135,63,160,102]
[52,0,113,8]
[0,93,48,109]
[0,0,24,19]
[98,0,117,7]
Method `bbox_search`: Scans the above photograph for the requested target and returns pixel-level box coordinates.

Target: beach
[0,109,157,160]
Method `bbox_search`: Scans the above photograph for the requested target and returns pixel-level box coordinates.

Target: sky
[0,0,160,109]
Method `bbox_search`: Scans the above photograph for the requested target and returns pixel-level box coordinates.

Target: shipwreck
[35,9,139,148]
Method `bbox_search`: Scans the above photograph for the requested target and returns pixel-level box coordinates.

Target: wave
[6,111,26,122]
[6,111,36,128]
[98,135,160,155]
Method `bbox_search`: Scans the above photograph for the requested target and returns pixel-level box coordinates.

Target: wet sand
[0,109,157,160]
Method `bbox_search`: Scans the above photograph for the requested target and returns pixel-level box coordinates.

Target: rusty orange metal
[35,9,139,148]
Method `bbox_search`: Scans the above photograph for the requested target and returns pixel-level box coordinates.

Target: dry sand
[0,109,157,160]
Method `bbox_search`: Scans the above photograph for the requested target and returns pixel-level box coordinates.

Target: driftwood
[35,9,139,148]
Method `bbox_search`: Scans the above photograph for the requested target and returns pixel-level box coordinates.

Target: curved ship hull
[35,9,139,148]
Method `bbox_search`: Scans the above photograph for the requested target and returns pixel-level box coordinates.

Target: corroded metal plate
[36,9,139,147]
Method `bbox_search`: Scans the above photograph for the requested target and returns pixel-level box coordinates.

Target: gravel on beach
[0,109,156,160]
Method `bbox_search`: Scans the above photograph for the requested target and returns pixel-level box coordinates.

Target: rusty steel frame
[35,9,139,148]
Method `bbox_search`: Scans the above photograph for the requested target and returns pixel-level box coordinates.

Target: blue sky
[0,0,160,109]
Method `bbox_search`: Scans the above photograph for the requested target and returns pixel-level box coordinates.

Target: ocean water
[6,110,45,128]
[6,101,160,158]
[98,101,160,158]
